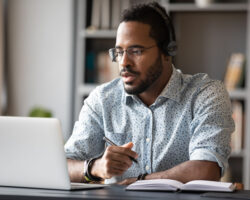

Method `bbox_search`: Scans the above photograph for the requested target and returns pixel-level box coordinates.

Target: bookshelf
[73,0,250,189]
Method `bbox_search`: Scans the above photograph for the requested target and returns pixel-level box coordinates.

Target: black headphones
[149,4,177,57]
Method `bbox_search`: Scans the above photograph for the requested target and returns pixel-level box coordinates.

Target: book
[89,0,101,30]
[85,52,96,83]
[224,53,245,91]
[220,167,232,183]
[231,100,244,153]
[100,0,110,29]
[126,179,235,192]
[111,0,121,29]
[96,52,119,83]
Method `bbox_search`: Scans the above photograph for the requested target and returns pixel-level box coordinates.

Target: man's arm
[147,160,220,182]
[119,160,220,185]
[67,159,85,182]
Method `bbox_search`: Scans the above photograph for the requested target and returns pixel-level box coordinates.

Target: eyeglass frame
[108,44,157,62]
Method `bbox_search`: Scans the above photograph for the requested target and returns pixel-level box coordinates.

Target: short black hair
[120,2,176,55]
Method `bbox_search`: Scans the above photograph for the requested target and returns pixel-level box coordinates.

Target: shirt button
[145,165,150,171]
[146,138,150,143]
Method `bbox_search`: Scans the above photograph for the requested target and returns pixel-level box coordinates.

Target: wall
[7,0,74,140]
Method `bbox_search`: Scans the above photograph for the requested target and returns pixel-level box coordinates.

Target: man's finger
[106,145,138,160]
[105,158,131,171]
[121,142,133,149]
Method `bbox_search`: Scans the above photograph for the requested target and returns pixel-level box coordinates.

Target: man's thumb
[122,142,133,149]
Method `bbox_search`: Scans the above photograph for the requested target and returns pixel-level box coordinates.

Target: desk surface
[0,185,250,200]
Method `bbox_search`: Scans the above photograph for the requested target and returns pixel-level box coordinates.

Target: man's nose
[119,51,133,68]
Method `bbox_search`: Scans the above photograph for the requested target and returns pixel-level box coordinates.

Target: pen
[103,136,138,164]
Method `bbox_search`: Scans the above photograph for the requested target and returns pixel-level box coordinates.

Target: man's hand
[91,142,138,179]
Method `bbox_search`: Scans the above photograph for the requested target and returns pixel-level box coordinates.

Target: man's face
[116,21,164,95]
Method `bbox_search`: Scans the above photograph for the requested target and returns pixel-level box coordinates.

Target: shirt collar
[158,66,182,103]
[122,89,136,105]
[122,65,182,104]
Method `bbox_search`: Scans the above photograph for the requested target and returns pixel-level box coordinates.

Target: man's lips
[121,72,137,83]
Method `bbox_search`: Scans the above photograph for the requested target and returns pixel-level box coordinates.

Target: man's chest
[103,100,192,147]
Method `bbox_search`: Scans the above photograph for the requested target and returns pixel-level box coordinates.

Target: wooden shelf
[165,3,247,12]
[77,84,99,96]
[230,150,244,158]
[229,89,248,100]
[80,29,116,38]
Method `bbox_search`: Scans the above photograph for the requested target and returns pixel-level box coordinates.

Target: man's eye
[130,49,142,55]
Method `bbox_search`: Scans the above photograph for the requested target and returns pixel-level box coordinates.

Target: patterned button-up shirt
[65,67,235,184]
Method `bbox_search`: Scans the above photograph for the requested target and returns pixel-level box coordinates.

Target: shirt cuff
[64,150,82,160]
[190,149,228,176]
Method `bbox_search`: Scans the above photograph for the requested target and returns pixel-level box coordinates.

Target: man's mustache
[119,66,140,76]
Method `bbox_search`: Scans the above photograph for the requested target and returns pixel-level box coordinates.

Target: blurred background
[0,0,250,189]
[1,0,73,140]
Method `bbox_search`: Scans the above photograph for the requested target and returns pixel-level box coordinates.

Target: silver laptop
[0,116,106,190]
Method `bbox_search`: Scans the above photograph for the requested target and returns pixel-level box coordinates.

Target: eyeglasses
[108,45,157,62]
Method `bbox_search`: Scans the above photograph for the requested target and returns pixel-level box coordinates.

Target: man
[65,2,234,185]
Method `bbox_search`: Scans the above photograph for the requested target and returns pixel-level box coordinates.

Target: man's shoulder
[179,72,229,106]
[181,72,223,92]
[176,71,228,102]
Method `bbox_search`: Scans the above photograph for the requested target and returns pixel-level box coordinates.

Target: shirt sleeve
[64,87,105,160]
[189,80,235,175]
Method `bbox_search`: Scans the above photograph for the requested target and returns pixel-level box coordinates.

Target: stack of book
[88,0,130,30]
[231,100,244,154]
[224,53,245,91]
[85,51,119,84]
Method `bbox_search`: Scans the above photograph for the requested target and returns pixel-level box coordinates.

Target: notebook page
[126,179,184,191]
[180,180,235,192]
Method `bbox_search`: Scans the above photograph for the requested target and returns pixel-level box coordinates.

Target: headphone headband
[148,4,177,56]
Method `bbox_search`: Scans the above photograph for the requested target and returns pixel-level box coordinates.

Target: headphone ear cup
[167,41,177,57]
[161,42,169,55]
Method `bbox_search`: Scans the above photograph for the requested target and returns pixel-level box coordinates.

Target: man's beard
[120,54,163,95]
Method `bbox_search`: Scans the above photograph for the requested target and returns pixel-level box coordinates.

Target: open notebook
[126,179,235,192]
[0,116,107,190]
